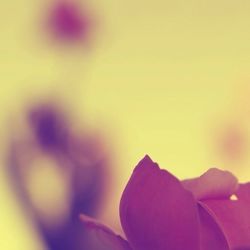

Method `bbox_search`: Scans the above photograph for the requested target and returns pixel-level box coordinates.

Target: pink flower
[8,102,110,249]
[46,0,94,46]
[81,155,250,250]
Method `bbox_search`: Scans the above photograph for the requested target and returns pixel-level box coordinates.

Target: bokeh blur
[1,0,250,249]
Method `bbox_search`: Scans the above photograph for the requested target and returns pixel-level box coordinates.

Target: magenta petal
[120,155,200,250]
[198,203,229,250]
[182,168,238,200]
[203,183,250,249]
[80,214,132,250]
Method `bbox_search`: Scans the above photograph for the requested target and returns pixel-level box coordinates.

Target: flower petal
[203,183,250,249]
[198,203,229,250]
[120,155,200,250]
[182,168,238,200]
[80,214,132,250]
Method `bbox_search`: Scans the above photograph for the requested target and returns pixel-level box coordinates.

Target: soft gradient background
[1,0,250,249]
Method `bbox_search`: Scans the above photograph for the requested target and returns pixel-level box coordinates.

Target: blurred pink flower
[81,156,250,250]
[46,0,94,45]
[216,125,246,162]
[8,101,110,250]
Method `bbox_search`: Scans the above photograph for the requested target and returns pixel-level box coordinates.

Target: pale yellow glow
[26,155,71,229]
[230,194,238,201]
